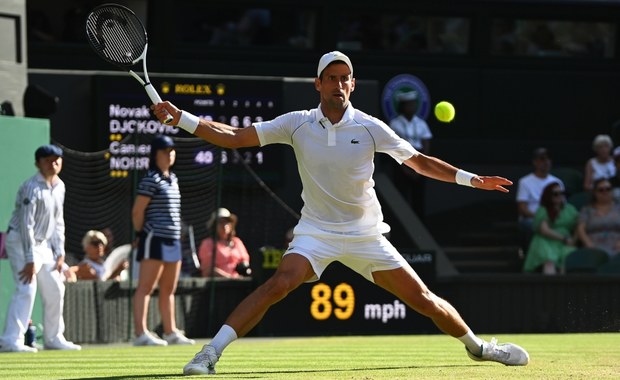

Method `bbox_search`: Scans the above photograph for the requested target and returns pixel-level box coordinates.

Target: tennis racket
[85,3,172,123]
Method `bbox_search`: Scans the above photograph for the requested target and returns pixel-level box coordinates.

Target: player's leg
[183,253,316,375]
[373,266,529,366]
[225,253,316,336]
[372,266,469,336]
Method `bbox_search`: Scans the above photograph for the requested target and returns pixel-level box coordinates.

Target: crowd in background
[517,135,620,275]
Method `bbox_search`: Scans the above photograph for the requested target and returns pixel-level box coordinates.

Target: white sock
[457,330,484,355]
[208,324,237,355]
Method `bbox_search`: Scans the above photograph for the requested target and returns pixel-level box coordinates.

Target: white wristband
[177,111,200,134]
[456,169,477,187]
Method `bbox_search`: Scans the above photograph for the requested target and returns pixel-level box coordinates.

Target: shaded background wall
[2,0,620,340]
[0,0,27,116]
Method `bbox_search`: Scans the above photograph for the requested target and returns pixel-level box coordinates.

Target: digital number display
[94,74,284,181]
[194,149,264,166]
[310,283,355,321]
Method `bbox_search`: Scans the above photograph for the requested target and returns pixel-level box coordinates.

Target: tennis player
[151,51,529,375]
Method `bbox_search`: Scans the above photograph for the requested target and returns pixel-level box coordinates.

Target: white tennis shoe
[133,331,168,346]
[0,343,38,353]
[163,330,195,345]
[466,337,529,366]
[44,337,81,351]
[183,344,219,375]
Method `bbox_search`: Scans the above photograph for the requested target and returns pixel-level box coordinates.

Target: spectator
[131,135,195,346]
[575,178,620,259]
[72,230,128,281]
[0,144,81,352]
[199,208,251,279]
[516,148,565,249]
[389,90,432,216]
[523,182,579,274]
[609,146,620,203]
[583,134,615,192]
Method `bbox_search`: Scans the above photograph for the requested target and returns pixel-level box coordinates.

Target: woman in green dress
[523,182,579,274]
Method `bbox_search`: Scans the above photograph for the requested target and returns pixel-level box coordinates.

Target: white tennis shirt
[254,103,417,236]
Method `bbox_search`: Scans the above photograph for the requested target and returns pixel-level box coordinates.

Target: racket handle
[144,83,173,124]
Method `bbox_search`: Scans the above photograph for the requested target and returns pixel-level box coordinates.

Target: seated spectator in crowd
[72,230,128,281]
[523,182,579,275]
[583,134,615,192]
[575,178,620,259]
[516,148,565,248]
[199,208,251,279]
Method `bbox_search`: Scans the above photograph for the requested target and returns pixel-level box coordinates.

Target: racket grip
[144,83,173,124]
[144,83,162,104]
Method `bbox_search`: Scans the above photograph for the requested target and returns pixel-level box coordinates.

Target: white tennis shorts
[284,233,408,283]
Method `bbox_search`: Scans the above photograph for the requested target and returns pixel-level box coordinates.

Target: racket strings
[86,6,147,66]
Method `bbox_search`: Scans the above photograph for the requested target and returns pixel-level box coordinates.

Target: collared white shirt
[8,172,66,262]
[389,114,432,151]
[254,103,417,235]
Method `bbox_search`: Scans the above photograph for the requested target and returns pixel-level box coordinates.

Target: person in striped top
[0,144,81,352]
[131,135,194,346]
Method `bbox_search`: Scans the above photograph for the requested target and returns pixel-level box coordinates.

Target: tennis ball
[434,101,455,123]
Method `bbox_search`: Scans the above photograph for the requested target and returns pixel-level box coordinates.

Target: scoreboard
[93,74,285,181]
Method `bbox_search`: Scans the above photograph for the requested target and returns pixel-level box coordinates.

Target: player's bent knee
[261,274,299,301]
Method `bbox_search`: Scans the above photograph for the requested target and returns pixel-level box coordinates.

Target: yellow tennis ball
[434,101,455,123]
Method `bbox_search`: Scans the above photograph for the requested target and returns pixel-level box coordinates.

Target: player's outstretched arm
[404,153,512,193]
[151,101,260,148]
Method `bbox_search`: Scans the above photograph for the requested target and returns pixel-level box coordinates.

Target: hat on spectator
[149,135,175,167]
[150,135,175,152]
[396,90,418,102]
[81,230,108,250]
[35,144,63,161]
[207,208,238,230]
[317,51,353,78]
[532,147,549,160]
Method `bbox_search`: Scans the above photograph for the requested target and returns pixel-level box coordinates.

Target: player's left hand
[472,176,513,192]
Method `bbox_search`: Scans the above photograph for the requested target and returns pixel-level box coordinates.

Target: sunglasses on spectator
[551,191,564,196]
[90,240,104,246]
[596,186,612,193]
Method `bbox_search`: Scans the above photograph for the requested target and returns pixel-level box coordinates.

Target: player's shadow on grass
[68,364,476,379]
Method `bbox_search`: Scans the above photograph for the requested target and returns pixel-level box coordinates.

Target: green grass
[0,333,618,379]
